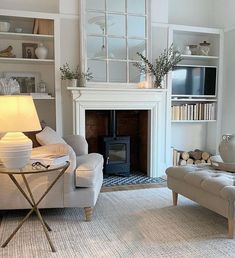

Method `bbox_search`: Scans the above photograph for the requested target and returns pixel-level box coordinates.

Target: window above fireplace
[82,0,149,85]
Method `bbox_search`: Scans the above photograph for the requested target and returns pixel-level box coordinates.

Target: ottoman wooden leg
[172,191,178,206]
[228,219,234,239]
[84,207,93,221]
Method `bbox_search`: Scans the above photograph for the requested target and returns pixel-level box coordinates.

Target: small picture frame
[5,72,40,93]
[22,43,38,59]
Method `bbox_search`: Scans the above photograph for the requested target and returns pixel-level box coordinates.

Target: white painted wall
[168,0,215,27]
[0,0,59,13]
[213,0,235,29]
[59,0,79,16]
[151,0,168,24]
[221,29,235,134]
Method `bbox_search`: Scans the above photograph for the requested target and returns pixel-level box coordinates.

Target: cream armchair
[0,127,104,221]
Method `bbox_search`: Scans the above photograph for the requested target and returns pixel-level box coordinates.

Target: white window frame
[79,0,151,87]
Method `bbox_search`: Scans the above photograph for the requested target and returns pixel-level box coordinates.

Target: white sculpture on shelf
[0,78,20,95]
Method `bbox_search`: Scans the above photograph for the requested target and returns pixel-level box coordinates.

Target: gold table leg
[1,165,68,252]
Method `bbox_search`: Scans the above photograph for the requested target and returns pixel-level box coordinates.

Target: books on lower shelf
[171,103,216,121]
[30,154,69,166]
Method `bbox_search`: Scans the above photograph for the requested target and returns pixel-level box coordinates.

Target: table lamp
[0,96,41,169]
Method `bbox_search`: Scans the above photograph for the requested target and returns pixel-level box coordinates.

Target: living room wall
[1,0,233,137]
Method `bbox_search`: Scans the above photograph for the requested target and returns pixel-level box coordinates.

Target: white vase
[184,46,191,55]
[35,43,48,59]
[219,134,235,163]
[68,79,77,87]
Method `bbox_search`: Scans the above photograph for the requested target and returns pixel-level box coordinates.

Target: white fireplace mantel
[68,87,169,177]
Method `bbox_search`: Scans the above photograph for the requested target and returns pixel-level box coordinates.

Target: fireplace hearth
[102,110,130,177]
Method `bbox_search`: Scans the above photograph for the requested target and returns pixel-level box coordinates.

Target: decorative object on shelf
[0,95,41,169]
[199,41,211,56]
[60,63,93,87]
[137,81,149,89]
[22,43,38,59]
[5,72,39,93]
[184,46,191,55]
[35,43,48,59]
[219,134,235,163]
[15,27,23,33]
[0,45,16,58]
[189,45,198,55]
[37,80,47,93]
[0,21,10,32]
[0,78,20,95]
[133,44,183,88]
[33,18,54,35]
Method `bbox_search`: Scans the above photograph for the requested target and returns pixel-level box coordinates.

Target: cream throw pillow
[36,126,66,146]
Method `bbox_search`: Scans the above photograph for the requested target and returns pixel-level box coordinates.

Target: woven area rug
[0,188,235,258]
[102,173,166,187]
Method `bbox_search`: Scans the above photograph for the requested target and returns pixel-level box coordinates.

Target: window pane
[88,60,107,81]
[87,36,106,59]
[107,0,125,12]
[128,16,145,38]
[109,61,127,82]
[129,62,145,83]
[128,39,146,60]
[107,14,125,36]
[86,12,106,35]
[86,0,105,10]
[108,38,126,59]
[127,0,145,14]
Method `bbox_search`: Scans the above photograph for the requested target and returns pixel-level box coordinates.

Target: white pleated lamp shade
[0,96,41,169]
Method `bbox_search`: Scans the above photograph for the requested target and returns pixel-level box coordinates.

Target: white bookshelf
[168,24,223,160]
[0,57,54,64]
[181,54,219,60]
[0,9,61,134]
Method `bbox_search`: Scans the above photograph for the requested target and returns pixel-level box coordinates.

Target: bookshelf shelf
[168,24,223,163]
[172,120,217,123]
[181,54,219,60]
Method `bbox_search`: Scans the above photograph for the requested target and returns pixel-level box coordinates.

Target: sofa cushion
[75,153,104,188]
[36,126,66,145]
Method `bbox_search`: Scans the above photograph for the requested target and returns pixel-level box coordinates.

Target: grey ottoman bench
[166,165,235,238]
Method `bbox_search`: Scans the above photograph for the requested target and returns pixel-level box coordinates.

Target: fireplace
[68,87,168,178]
[102,110,130,176]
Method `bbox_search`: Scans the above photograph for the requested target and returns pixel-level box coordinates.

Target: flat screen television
[172,66,217,96]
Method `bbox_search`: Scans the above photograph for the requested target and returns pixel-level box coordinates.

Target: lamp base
[0,132,32,169]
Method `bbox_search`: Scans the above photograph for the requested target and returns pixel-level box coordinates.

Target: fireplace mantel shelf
[67,87,168,92]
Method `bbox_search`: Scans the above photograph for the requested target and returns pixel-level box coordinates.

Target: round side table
[0,161,70,252]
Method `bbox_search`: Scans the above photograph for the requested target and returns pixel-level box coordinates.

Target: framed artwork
[5,72,40,93]
[22,43,38,59]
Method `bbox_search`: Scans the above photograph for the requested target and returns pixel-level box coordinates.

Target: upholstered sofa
[0,127,104,221]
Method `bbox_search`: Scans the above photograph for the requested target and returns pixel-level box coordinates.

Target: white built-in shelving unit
[168,24,223,157]
[0,9,61,134]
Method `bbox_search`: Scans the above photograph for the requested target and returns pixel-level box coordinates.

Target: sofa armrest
[63,135,88,156]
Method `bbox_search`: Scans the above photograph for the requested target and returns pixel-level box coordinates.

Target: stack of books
[171,103,216,121]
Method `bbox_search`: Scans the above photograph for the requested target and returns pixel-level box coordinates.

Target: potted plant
[133,44,182,88]
[60,63,93,87]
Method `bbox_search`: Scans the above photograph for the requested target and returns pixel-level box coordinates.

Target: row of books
[171,103,216,121]
[172,148,181,166]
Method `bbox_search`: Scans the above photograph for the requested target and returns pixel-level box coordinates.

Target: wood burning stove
[102,110,130,177]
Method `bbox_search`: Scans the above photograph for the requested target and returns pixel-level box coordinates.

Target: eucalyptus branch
[133,44,183,88]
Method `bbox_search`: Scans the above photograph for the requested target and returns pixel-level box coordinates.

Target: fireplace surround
[68,87,169,177]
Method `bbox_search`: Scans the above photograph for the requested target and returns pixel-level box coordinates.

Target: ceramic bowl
[0,21,10,32]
